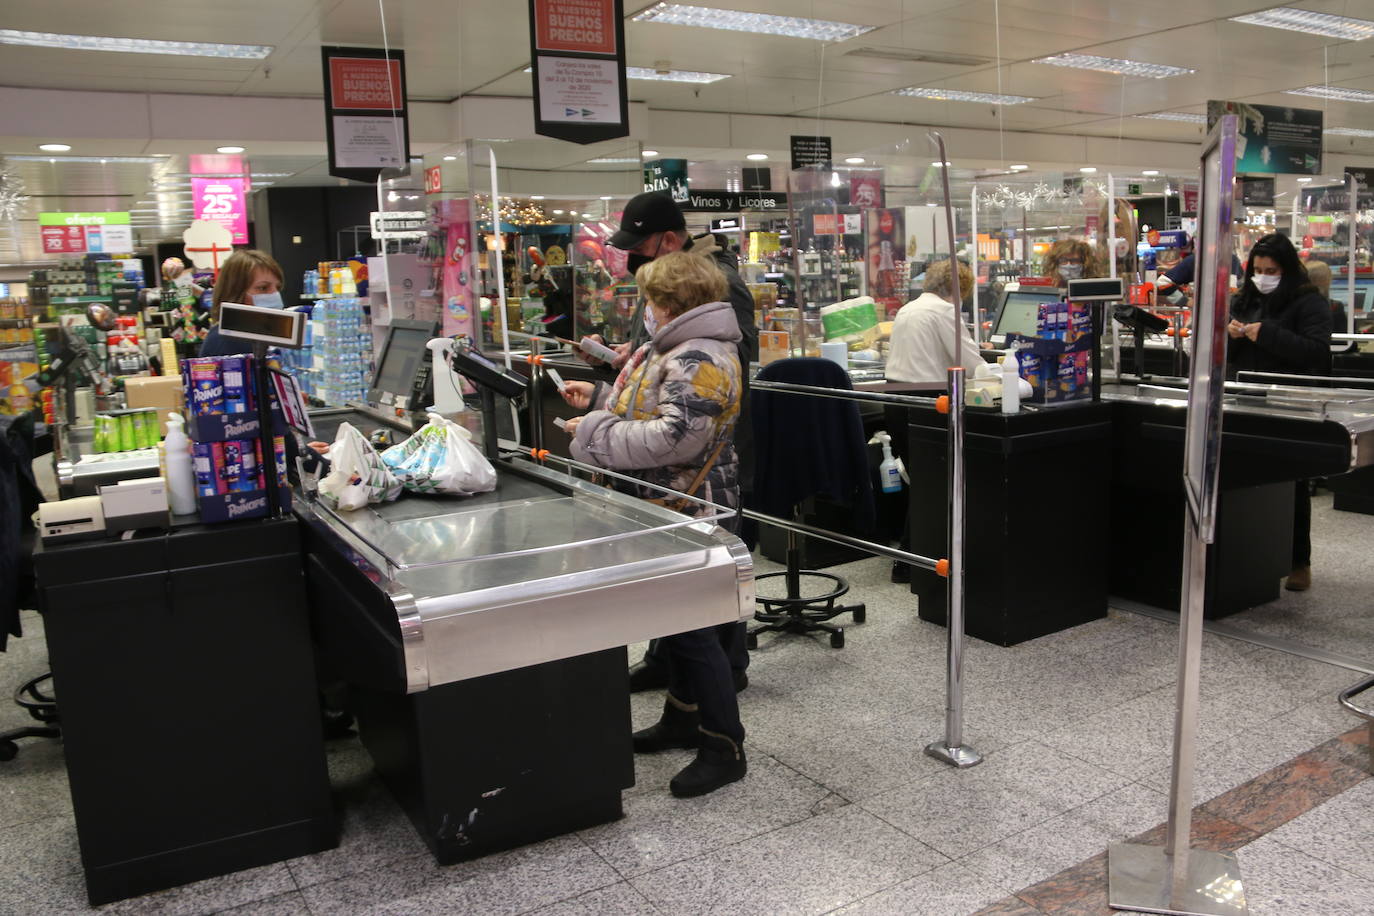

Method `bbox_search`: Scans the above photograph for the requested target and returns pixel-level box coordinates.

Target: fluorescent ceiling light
[1142,169,1160,176]
[746,153,768,161]
[38,143,71,152]
[443,155,457,161]
[1297,177,1312,182]
[931,161,951,167]
[631,3,874,42]
[1137,111,1207,123]
[0,29,272,58]
[1034,53,1194,79]
[599,195,613,200]
[216,146,245,154]
[1326,126,1374,137]
[1009,164,1029,170]
[552,209,565,214]
[530,195,545,200]
[1229,7,1374,41]
[894,86,1034,105]
[587,156,639,164]
[8,155,165,163]
[1287,85,1374,103]
[626,66,729,83]
[642,149,659,157]
[844,157,865,164]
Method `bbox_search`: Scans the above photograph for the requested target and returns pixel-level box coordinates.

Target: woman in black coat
[1226,233,1331,592]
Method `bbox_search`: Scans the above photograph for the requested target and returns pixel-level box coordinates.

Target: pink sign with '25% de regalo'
[192,176,249,244]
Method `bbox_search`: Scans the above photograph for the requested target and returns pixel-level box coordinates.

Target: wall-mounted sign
[1240,176,1275,206]
[709,217,741,233]
[39,211,132,254]
[790,135,832,171]
[321,46,410,183]
[1207,100,1322,175]
[370,210,428,240]
[643,158,689,202]
[678,190,788,212]
[1182,180,1200,214]
[811,212,862,235]
[1346,166,1374,190]
[529,0,628,145]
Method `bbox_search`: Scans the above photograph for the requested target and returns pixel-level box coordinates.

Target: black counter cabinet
[32,516,337,905]
[903,402,1114,646]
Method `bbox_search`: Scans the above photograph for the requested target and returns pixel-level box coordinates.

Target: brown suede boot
[1285,566,1311,592]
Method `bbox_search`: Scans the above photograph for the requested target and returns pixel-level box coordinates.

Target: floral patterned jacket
[570,300,742,519]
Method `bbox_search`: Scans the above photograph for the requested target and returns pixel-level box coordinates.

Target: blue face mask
[252,291,285,309]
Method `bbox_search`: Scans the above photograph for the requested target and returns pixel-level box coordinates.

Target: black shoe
[733,670,748,693]
[321,706,355,740]
[633,695,701,753]
[628,659,670,693]
[670,729,747,798]
[891,561,910,584]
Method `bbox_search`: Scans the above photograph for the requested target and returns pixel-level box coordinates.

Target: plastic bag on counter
[382,412,497,496]
[317,421,403,511]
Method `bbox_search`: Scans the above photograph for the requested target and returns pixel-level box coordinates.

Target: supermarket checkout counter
[294,337,754,865]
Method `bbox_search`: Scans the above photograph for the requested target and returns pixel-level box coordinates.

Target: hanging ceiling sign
[790,135,832,171]
[644,158,689,202]
[679,190,788,212]
[528,0,628,145]
[321,46,411,183]
[190,154,249,245]
[1207,100,1322,176]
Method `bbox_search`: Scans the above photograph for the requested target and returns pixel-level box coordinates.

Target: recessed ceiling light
[1287,85,1374,103]
[1326,127,1374,138]
[631,3,875,42]
[625,66,730,83]
[38,143,71,152]
[931,161,952,167]
[1080,167,1097,173]
[894,87,1034,105]
[0,29,272,58]
[1009,164,1029,170]
[588,157,640,164]
[1034,53,1194,79]
[216,146,245,154]
[1229,8,1374,41]
[600,195,613,200]
[530,195,545,200]
[642,149,660,157]
[1297,177,1312,182]
[1137,111,1208,123]
[926,202,937,207]
[746,153,769,161]
[553,209,565,214]
[1142,170,1160,176]
[443,155,457,161]
[844,157,865,164]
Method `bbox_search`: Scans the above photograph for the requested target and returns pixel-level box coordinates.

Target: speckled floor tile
[969,896,1044,916]
[1009,850,1110,916]
[96,862,299,916]
[834,860,1012,915]
[0,866,91,915]
[958,782,1170,894]
[1260,778,1374,882]
[285,773,428,888]
[0,814,80,883]
[860,742,1130,859]
[523,881,659,915]
[1201,737,1370,836]
[579,751,832,877]
[215,889,313,915]
[0,739,73,828]
[1232,832,1374,915]
[629,804,946,916]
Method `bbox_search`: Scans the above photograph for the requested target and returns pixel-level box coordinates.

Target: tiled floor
[1,493,1371,915]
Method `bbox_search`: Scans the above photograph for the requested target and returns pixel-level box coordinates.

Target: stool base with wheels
[748,531,866,649]
[0,672,60,762]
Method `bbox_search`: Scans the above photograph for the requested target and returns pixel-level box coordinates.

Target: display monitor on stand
[989,287,1062,347]
[367,318,441,426]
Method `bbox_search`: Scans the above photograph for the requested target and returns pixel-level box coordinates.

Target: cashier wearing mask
[199,249,286,358]
[1042,239,1100,287]
[1227,233,1331,593]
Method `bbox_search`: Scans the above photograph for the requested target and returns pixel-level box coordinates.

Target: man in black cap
[588,191,758,693]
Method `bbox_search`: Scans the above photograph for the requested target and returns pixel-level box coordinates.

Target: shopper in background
[1042,239,1104,287]
[199,250,286,358]
[558,251,746,798]
[886,259,984,385]
[1304,261,1354,354]
[590,191,757,694]
[1227,233,1331,592]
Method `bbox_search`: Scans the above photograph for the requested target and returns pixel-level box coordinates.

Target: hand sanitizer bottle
[877,432,902,493]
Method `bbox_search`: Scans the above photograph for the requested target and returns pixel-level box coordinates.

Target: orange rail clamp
[936,558,950,578]
[529,448,549,461]
[935,395,950,414]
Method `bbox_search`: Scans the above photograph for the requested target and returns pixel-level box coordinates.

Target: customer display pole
[924,130,981,769]
[970,186,982,343]
[489,148,512,370]
[1349,173,1358,339]
[1107,115,1248,916]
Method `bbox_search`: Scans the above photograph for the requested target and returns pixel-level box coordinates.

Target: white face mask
[1252,273,1281,295]
[1058,263,1084,281]
[642,302,659,336]
[252,291,285,309]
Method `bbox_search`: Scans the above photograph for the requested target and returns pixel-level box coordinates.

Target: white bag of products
[381,413,497,496]
[317,422,403,511]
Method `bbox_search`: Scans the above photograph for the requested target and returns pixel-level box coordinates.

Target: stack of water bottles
[316,296,370,407]
[276,304,316,400]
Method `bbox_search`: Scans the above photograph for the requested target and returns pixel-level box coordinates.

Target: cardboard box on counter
[124,375,185,413]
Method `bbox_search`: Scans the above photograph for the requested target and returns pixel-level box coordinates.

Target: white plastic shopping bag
[317,422,403,510]
[381,413,497,496]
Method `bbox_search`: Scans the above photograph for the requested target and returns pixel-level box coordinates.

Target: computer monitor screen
[994,290,1059,339]
[369,319,438,408]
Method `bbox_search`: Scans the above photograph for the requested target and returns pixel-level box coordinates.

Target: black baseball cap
[608,192,686,250]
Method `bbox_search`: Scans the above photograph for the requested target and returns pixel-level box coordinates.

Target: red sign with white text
[533,0,617,55]
[425,165,442,194]
[41,226,84,253]
[329,57,404,110]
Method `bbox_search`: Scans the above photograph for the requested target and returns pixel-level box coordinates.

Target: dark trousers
[663,623,744,744]
[1294,480,1312,568]
[644,621,748,674]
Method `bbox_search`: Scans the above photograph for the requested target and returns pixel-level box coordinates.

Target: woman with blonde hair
[199,249,285,357]
[886,258,984,384]
[559,250,746,799]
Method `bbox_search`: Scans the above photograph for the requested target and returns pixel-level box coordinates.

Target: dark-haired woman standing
[1227,233,1331,592]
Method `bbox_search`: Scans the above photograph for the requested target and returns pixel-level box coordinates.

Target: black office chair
[0,673,59,761]
[747,358,876,650]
